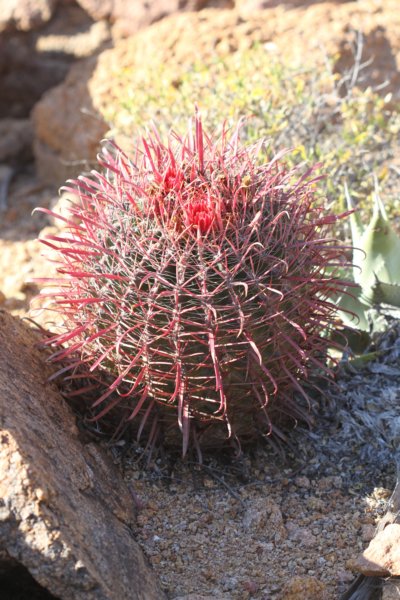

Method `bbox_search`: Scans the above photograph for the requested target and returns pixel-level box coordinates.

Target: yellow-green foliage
[104,46,400,217]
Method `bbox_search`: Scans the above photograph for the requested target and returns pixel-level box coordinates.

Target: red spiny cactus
[35,112,351,456]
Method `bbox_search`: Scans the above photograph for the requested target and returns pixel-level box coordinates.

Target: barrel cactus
[36,112,351,456]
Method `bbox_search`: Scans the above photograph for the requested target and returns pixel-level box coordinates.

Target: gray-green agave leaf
[337,182,400,332]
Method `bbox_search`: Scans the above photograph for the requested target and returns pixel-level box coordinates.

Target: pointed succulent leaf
[336,283,371,332]
[344,183,365,249]
[355,185,400,301]
[373,281,400,308]
[345,178,400,302]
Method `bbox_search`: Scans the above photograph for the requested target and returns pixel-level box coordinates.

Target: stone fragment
[242,498,286,542]
[361,524,376,542]
[279,575,327,600]
[294,475,311,489]
[351,523,400,577]
[286,522,317,547]
[0,310,165,599]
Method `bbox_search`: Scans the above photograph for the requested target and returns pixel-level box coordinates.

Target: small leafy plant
[36,113,352,457]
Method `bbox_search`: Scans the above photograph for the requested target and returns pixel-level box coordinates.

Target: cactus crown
[37,112,351,457]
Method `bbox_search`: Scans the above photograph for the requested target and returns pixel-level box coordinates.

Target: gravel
[108,321,400,599]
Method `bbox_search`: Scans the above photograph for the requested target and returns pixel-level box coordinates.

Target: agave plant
[338,180,400,334]
[35,112,352,457]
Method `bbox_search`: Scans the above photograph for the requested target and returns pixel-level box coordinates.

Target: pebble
[294,476,311,489]
[279,576,327,599]
[361,524,375,542]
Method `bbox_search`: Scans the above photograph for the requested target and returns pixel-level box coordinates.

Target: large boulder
[32,0,400,186]
[0,309,165,599]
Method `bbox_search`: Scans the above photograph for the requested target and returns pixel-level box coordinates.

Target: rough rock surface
[351,523,400,577]
[0,310,165,599]
[111,0,235,37]
[173,596,231,600]
[383,580,400,600]
[32,0,400,185]
[76,0,114,21]
[236,0,352,9]
[278,575,328,599]
[0,118,33,163]
[0,2,110,119]
[0,550,58,598]
[33,54,109,183]
[0,0,56,32]
[76,0,234,37]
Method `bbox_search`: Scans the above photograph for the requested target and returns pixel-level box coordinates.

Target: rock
[32,1,400,186]
[32,54,108,183]
[383,579,400,600]
[336,568,355,584]
[351,523,400,577]
[0,119,33,163]
[0,30,68,119]
[242,498,287,542]
[236,0,351,10]
[0,0,56,33]
[0,165,15,211]
[286,523,317,547]
[0,550,57,598]
[76,0,234,37]
[361,523,376,542]
[76,0,114,21]
[279,575,327,600]
[0,309,165,599]
[35,17,110,57]
[0,2,110,119]
[294,475,311,489]
[111,0,235,38]
[49,190,82,226]
[236,0,277,9]
[172,596,231,600]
